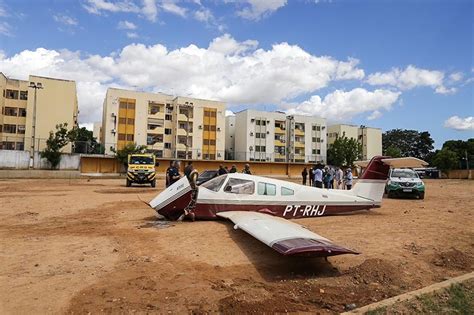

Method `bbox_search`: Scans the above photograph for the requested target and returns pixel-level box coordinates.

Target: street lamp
[28,82,43,168]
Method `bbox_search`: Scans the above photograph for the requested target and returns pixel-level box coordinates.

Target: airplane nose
[149,177,192,220]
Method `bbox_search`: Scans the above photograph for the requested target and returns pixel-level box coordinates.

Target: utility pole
[29,82,43,168]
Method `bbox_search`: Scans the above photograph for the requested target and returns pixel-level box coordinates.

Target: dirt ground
[0,178,473,314]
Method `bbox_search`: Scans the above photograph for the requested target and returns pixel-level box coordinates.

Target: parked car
[385,168,425,199]
[196,170,219,186]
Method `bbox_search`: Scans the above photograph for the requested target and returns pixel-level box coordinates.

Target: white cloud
[449,72,463,83]
[234,0,287,20]
[142,0,158,21]
[367,65,453,94]
[0,35,367,125]
[161,0,187,17]
[194,7,213,22]
[284,88,401,121]
[0,21,12,36]
[126,32,139,38]
[367,110,382,121]
[118,20,137,30]
[444,116,474,131]
[83,0,141,15]
[53,13,78,26]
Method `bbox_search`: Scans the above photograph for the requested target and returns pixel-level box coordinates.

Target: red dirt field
[0,178,472,314]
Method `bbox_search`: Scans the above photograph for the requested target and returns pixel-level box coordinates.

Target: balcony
[295,141,305,148]
[178,113,193,122]
[294,128,305,136]
[177,128,193,136]
[147,127,164,134]
[275,127,286,134]
[274,139,285,146]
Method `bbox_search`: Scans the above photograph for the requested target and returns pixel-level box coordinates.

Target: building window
[119,117,127,124]
[119,102,128,109]
[3,124,16,134]
[5,90,19,99]
[127,118,135,125]
[165,114,172,120]
[3,107,18,116]
[155,150,163,158]
[19,91,28,100]
[2,141,16,150]
[147,134,163,145]
[255,145,266,152]
[17,125,25,134]
[0,125,2,132]
[210,139,216,145]
[164,143,171,149]
[16,142,24,150]
[256,132,266,139]
[165,128,172,135]
[126,134,134,141]
[148,104,161,115]
[18,108,26,117]
[118,133,126,140]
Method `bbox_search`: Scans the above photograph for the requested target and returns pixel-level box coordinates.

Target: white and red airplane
[149,156,426,257]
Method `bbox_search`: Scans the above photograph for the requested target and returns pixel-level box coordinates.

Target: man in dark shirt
[218,164,227,175]
[242,164,252,175]
[229,165,237,173]
[165,161,173,187]
[167,161,181,186]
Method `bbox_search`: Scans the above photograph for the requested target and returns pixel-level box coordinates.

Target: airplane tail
[350,156,390,204]
[350,156,428,204]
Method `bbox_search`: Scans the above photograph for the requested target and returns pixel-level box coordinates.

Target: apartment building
[231,110,327,163]
[101,88,226,160]
[327,124,382,160]
[287,115,327,163]
[0,73,78,153]
[233,110,287,162]
[225,115,236,160]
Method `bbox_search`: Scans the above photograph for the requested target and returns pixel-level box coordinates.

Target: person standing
[229,165,237,173]
[184,161,193,180]
[313,167,323,188]
[168,161,181,186]
[335,167,344,189]
[328,167,335,189]
[302,167,308,185]
[165,161,173,188]
[345,168,353,190]
[218,164,227,175]
[323,168,331,189]
[309,167,314,186]
[183,164,199,221]
[242,163,252,174]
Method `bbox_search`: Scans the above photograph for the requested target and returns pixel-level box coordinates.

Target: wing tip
[272,238,359,257]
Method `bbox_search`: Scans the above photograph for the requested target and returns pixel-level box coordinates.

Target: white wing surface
[217,211,358,257]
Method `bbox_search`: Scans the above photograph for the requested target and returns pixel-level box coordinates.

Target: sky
[0,0,472,148]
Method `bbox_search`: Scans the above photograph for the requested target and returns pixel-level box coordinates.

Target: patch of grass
[365,306,386,315]
[446,283,474,315]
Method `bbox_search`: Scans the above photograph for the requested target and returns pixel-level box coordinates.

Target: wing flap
[217,211,358,257]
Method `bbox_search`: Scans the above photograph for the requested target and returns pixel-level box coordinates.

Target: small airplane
[149,156,427,257]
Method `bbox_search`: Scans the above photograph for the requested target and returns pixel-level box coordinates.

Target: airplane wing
[217,211,358,257]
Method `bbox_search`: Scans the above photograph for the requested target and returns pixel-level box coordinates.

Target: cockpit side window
[281,187,294,196]
[257,182,276,196]
[224,178,255,194]
[201,175,227,192]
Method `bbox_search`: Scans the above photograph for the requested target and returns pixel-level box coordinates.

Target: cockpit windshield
[200,175,227,192]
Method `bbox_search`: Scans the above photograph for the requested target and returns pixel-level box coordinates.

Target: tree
[68,126,102,154]
[385,145,402,158]
[431,149,459,173]
[382,129,434,160]
[40,123,71,169]
[441,138,474,169]
[112,143,148,169]
[327,136,362,167]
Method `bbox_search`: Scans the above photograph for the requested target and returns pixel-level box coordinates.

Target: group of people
[302,166,353,190]
[217,163,251,175]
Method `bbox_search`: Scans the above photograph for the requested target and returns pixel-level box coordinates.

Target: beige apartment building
[230,110,327,163]
[101,88,226,160]
[327,124,382,160]
[0,72,78,153]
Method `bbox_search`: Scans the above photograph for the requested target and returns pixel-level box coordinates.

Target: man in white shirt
[313,168,323,188]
